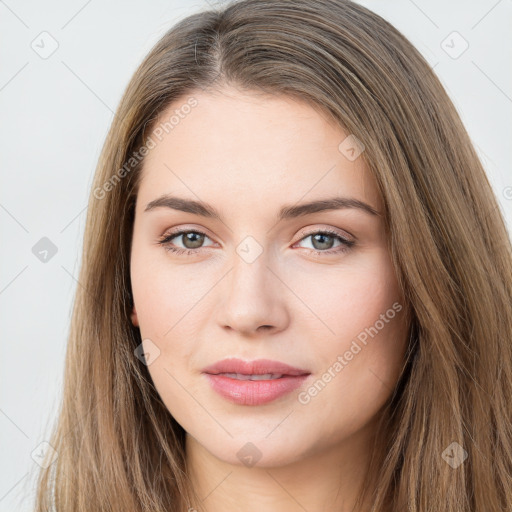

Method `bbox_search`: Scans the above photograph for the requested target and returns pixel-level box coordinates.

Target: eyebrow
[144,194,380,220]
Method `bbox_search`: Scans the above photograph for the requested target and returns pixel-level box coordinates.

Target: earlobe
[130,305,139,327]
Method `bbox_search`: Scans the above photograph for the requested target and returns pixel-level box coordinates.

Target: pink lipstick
[202,358,311,406]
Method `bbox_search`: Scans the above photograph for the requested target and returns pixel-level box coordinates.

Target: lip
[202,358,311,406]
[202,357,310,376]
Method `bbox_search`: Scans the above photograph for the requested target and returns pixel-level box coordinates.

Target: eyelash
[156,228,355,257]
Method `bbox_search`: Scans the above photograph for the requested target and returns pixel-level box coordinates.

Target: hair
[33,0,512,510]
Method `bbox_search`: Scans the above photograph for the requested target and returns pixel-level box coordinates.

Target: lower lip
[204,373,310,406]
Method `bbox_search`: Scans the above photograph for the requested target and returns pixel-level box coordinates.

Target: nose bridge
[228,239,274,306]
[215,235,289,334]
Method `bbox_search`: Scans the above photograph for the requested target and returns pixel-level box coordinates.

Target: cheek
[130,243,203,338]
[293,251,407,404]
[290,250,403,347]
[129,246,215,394]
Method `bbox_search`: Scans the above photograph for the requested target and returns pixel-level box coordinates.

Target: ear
[130,305,139,327]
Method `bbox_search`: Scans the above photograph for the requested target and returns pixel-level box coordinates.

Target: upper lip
[202,358,311,376]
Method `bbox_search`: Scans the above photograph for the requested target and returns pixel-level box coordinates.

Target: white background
[1,0,511,510]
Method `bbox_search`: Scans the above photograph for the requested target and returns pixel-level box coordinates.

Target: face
[129,86,409,468]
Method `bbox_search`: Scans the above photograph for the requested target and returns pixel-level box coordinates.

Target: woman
[34,0,512,511]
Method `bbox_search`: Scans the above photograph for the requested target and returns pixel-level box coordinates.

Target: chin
[197,432,312,469]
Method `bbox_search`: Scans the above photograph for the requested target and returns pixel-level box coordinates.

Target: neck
[184,417,381,512]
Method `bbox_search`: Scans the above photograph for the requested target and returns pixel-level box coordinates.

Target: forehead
[136,87,381,215]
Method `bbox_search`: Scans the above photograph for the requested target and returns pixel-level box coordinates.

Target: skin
[129,86,409,512]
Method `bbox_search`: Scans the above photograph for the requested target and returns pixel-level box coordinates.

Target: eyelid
[158,229,354,257]
[160,224,353,244]
[295,225,355,243]
[162,224,217,241]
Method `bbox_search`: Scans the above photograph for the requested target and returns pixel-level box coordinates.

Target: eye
[157,227,355,257]
[293,229,355,255]
[157,229,215,255]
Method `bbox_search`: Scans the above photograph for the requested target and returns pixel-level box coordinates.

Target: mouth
[201,358,311,405]
[202,357,310,377]
[211,372,289,380]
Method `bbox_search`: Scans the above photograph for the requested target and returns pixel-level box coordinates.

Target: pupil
[184,232,204,249]
[313,233,333,250]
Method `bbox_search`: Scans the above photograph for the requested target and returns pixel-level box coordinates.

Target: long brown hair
[34,0,512,510]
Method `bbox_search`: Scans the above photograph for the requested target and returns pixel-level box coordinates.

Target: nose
[215,250,290,337]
